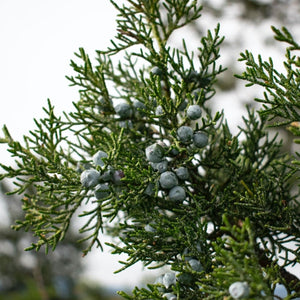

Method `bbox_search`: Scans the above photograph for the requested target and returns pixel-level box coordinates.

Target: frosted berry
[144,182,155,196]
[144,223,156,232]
[133,100,146,110]
[163,293,176,300]
[112,170,125,185]
[169,186,186,202]
[80,169,100,188]
[178,99,188,111]
[114,102,132,119]
[177,273,193,285]
[151,66,163,76]
[187,104,202,120]
[188,259,203,272]
[133,100,146,117]
[163,272,176,289]
[155,105,164,116]
[183,243,202,261]
[151,160,168,173]
[186,70,198,82]
[159,171,178,189]
[169,147,179,157]
[155,275,164,285]
[229,282,250,299]
[193,132,208,148]
[154,275,165,292]
[94,183,110,200]
[93,150,108,167]
[97,96,113,112]
[175,167,189,180]
[76,162,85,173]
[119,120,133,129]
[177,126,193,144]
[149,97,157,107]
[192,88,201,99]
[145,143,165,163]
[99,166,114,182]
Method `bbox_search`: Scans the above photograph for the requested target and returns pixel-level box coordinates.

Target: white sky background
[0,0,299,293]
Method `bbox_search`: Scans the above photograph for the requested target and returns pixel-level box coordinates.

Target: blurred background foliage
[0,181,122,299]
[0,0,299,299]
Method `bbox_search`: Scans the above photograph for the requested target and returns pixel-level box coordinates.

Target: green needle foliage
[237,26,300,127]
[1,1,300,299]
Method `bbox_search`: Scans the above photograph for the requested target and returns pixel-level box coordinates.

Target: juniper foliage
[1,1,300,299]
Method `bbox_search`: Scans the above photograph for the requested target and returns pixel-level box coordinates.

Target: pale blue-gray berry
[119,120,133,129]
[169,186,186,202]
[183,243,202,261]
[145,143,165,163]
[192,88,201,99]
[177,126,193,144]
[162,293,177,300]
[177,273,193,285]
[151,66,163,76]
[178,99,188,111]
[175,167,189,180]
[169,147,179,157]
[144,223,156,232]
[94,183,110,200]
[93,150,108,167]
[229,282,250,299]
[80,169,100,188]
[159,171,178,189]
[154,275,165,292]
[188,259,203,272]
[187,104,202,120]
[149,97,157,107]
[99,166,114,182]
[155,105,164,116]
[144,182,155,196]
[112,170,124,185]
[193,132,208,148]
[133,100,146,117]
[76,162,84,173]
[187,70,198,82]
[133,100,146,110]
[151,160,168,173]
[162,272,176,289]
[114,102,132,119]
[97,96,113,112]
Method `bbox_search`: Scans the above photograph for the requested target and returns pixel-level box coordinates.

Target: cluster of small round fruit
[176,102,208,148]
[153,255,203,299]
[145,124,208,202]
[154,271,177,300]
[145,142,187,202]
[79,150,124,199]
[154,278,249,299]
[97,95,148,129]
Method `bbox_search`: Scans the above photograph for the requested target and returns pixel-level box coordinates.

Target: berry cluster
[144,86,208,204]
[79,150,124,199]
[153,255,203,298]
[97,95,148,130]
[145,142,188,202]
[141,68,211,298]
[176,103,208,149]
[155,272,177,299]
